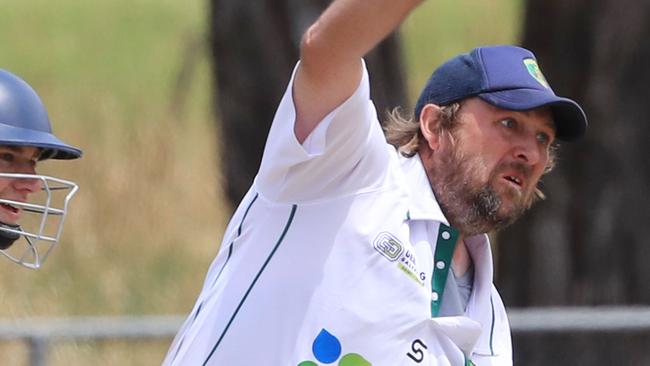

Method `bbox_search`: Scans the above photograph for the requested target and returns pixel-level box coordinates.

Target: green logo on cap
[523,58,550,89]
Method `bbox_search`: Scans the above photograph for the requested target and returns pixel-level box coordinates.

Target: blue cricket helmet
[0,69,82,159]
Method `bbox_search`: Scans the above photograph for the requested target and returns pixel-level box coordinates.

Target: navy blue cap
[414,45,587,141]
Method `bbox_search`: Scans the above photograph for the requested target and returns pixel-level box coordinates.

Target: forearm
[294,0,424,142]
[302,0,423,68]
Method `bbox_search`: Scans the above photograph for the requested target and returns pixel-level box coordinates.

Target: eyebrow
[518,109,556,133]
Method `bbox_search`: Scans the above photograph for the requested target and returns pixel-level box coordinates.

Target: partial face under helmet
[0,69,82,269]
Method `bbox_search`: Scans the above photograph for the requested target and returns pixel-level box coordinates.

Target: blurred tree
[497,0,650,364]
[210,0,407,208]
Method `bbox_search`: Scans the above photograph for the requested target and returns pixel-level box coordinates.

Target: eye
[0,152,14,163]
[500,118,517,129]
[536,132,551,145]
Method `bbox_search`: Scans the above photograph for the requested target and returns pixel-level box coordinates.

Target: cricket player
[0,69,82,269]
[164,0,586,364]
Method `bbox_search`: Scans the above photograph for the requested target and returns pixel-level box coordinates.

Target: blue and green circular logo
[298,329,371,366]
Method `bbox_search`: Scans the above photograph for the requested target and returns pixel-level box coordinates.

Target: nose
[12,166,43,194]
[512,135,542,166]
[15,177,43,194]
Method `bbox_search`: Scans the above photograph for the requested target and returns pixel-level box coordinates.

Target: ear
[419,103,442,150]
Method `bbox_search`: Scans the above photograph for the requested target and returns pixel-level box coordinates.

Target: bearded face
[420,98,555,236]
[428,139,539,236]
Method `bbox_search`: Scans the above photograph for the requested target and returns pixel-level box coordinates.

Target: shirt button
[431,291,439,301]
[441,231,451,240]
[436,261,446,270]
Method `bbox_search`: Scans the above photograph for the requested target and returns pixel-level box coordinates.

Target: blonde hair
[383,103,461,157]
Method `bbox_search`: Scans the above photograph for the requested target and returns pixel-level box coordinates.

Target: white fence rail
[508,306,650,333]
[1,307,650,366]
[0,316,183,366]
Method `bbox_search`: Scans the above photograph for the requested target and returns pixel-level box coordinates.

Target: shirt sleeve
[254,59,392,203]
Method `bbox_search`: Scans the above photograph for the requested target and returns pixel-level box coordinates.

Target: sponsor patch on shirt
[373,232,404,261]
[298,328,371,365]
[373,232,425,286]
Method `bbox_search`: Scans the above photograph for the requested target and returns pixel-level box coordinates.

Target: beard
[427,141,539,236]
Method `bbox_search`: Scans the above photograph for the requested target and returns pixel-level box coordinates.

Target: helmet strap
[0,222,21,250]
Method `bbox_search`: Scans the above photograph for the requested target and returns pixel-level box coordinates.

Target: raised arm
[293,0,424,143]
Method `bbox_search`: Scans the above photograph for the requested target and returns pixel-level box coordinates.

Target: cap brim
[478,88,587,141]
[0,123,82,160]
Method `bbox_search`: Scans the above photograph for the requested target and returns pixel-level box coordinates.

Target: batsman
[164,0,587,364]
[0,70,81,269]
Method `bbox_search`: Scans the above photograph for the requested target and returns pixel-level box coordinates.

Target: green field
[0,0,522,364]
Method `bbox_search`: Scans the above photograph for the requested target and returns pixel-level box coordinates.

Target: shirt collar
[400,153,498,355]
[399,153,449,225]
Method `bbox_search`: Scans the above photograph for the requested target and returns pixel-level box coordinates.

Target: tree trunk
[210,0,407,208]
[497,0,650,364]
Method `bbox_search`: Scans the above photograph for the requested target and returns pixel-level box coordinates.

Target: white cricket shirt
[162,61,512,366]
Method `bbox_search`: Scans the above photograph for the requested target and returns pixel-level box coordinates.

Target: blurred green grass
[0,0,522,364]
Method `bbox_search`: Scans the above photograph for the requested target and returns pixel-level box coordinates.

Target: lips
[498,162,532,193]
[1,203,18,213]
[504,174,523,188]
[0,202,22,223]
